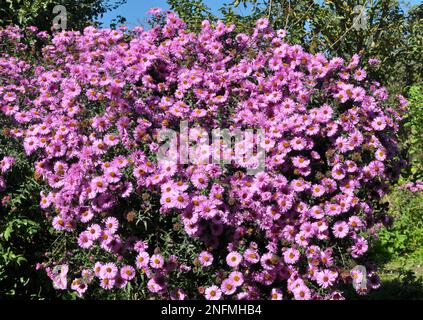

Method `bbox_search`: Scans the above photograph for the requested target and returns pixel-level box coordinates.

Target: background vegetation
[0,0,127,31]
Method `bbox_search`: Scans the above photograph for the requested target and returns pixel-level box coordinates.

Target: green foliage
[0,166,53,297]
[373,189,423,258]
[401,84,423,181]
[0,0,127,31]
[0,129,53,298]
[167,0,215,32]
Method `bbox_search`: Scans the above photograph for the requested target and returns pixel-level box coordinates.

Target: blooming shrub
[0,12,408,299]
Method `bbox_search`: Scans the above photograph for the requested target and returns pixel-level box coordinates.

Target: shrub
[401,85,423,182]
[374,188,423,258]
[0,12,407,299]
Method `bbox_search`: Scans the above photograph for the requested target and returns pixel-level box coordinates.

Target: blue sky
[100,0,254,27]
[100,0,422,28]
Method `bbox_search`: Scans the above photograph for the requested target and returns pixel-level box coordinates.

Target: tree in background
[0,0,127,31]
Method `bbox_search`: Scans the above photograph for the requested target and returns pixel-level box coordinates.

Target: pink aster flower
[368,273,381,289]
[371,116,386,131]
[120,182,133,198]
[80,208,94,223]
[23,136,38,155]
[291,179,308,192]
[148,7,162,14]
[120,265,136,280]
[90,176,108,194]
[205,285,222,300]
[133,240,149,253]
[290,137,307,150]
[100,278,115,290]
[40,194,51,209]
[244,248,260,264]
[103,216,119,234]
[270,288,283,300]
[325,203,341,216]
[198,201,218,219]
[283,248,300,264]
[174,192,189,209]
[100,263,118,279]
[229,271,244,287]
[316,270,338,289]
[0,156,14,174]
[350,268,364,286]
[309,205,324,219]
[348,216,364,230]
[93,262,103,277]
[354,68,367,81]
[351,237,368,257]
[375,148,387,161]
[191,173,209,189]
[114,275,128,289]
[331,164,346,180]
[104,167,122,183]
[150,254,165,269]
[292,156,310,168]
[198,251,213,267]
[171,288,187,300]
[226,251,242,268]
[147,278,163,293]
[135,251,150,269]
[260,252,277,270]
[3,91,17,102]
[332,221,349,238]
[86,224,102,240]
[221,279,237,295]
[256,18,269,30]
[104,133,119,146]
[311,184,325,197]
[277,195,293,213]
[293,285,311,300]
[77,231,93,249]
[52,216,67,231]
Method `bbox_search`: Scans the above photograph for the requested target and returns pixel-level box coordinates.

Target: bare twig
[268,0,273,19]
[290,1,316,29]
[285,0,291,30]
[327,23,356,52]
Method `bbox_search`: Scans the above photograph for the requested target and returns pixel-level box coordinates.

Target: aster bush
[0,12,408,300]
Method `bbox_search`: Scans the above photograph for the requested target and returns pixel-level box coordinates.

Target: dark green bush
[375,189,423,258]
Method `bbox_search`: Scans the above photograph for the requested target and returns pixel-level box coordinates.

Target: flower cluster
[0,13,407,300]
[399,181,423,193]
